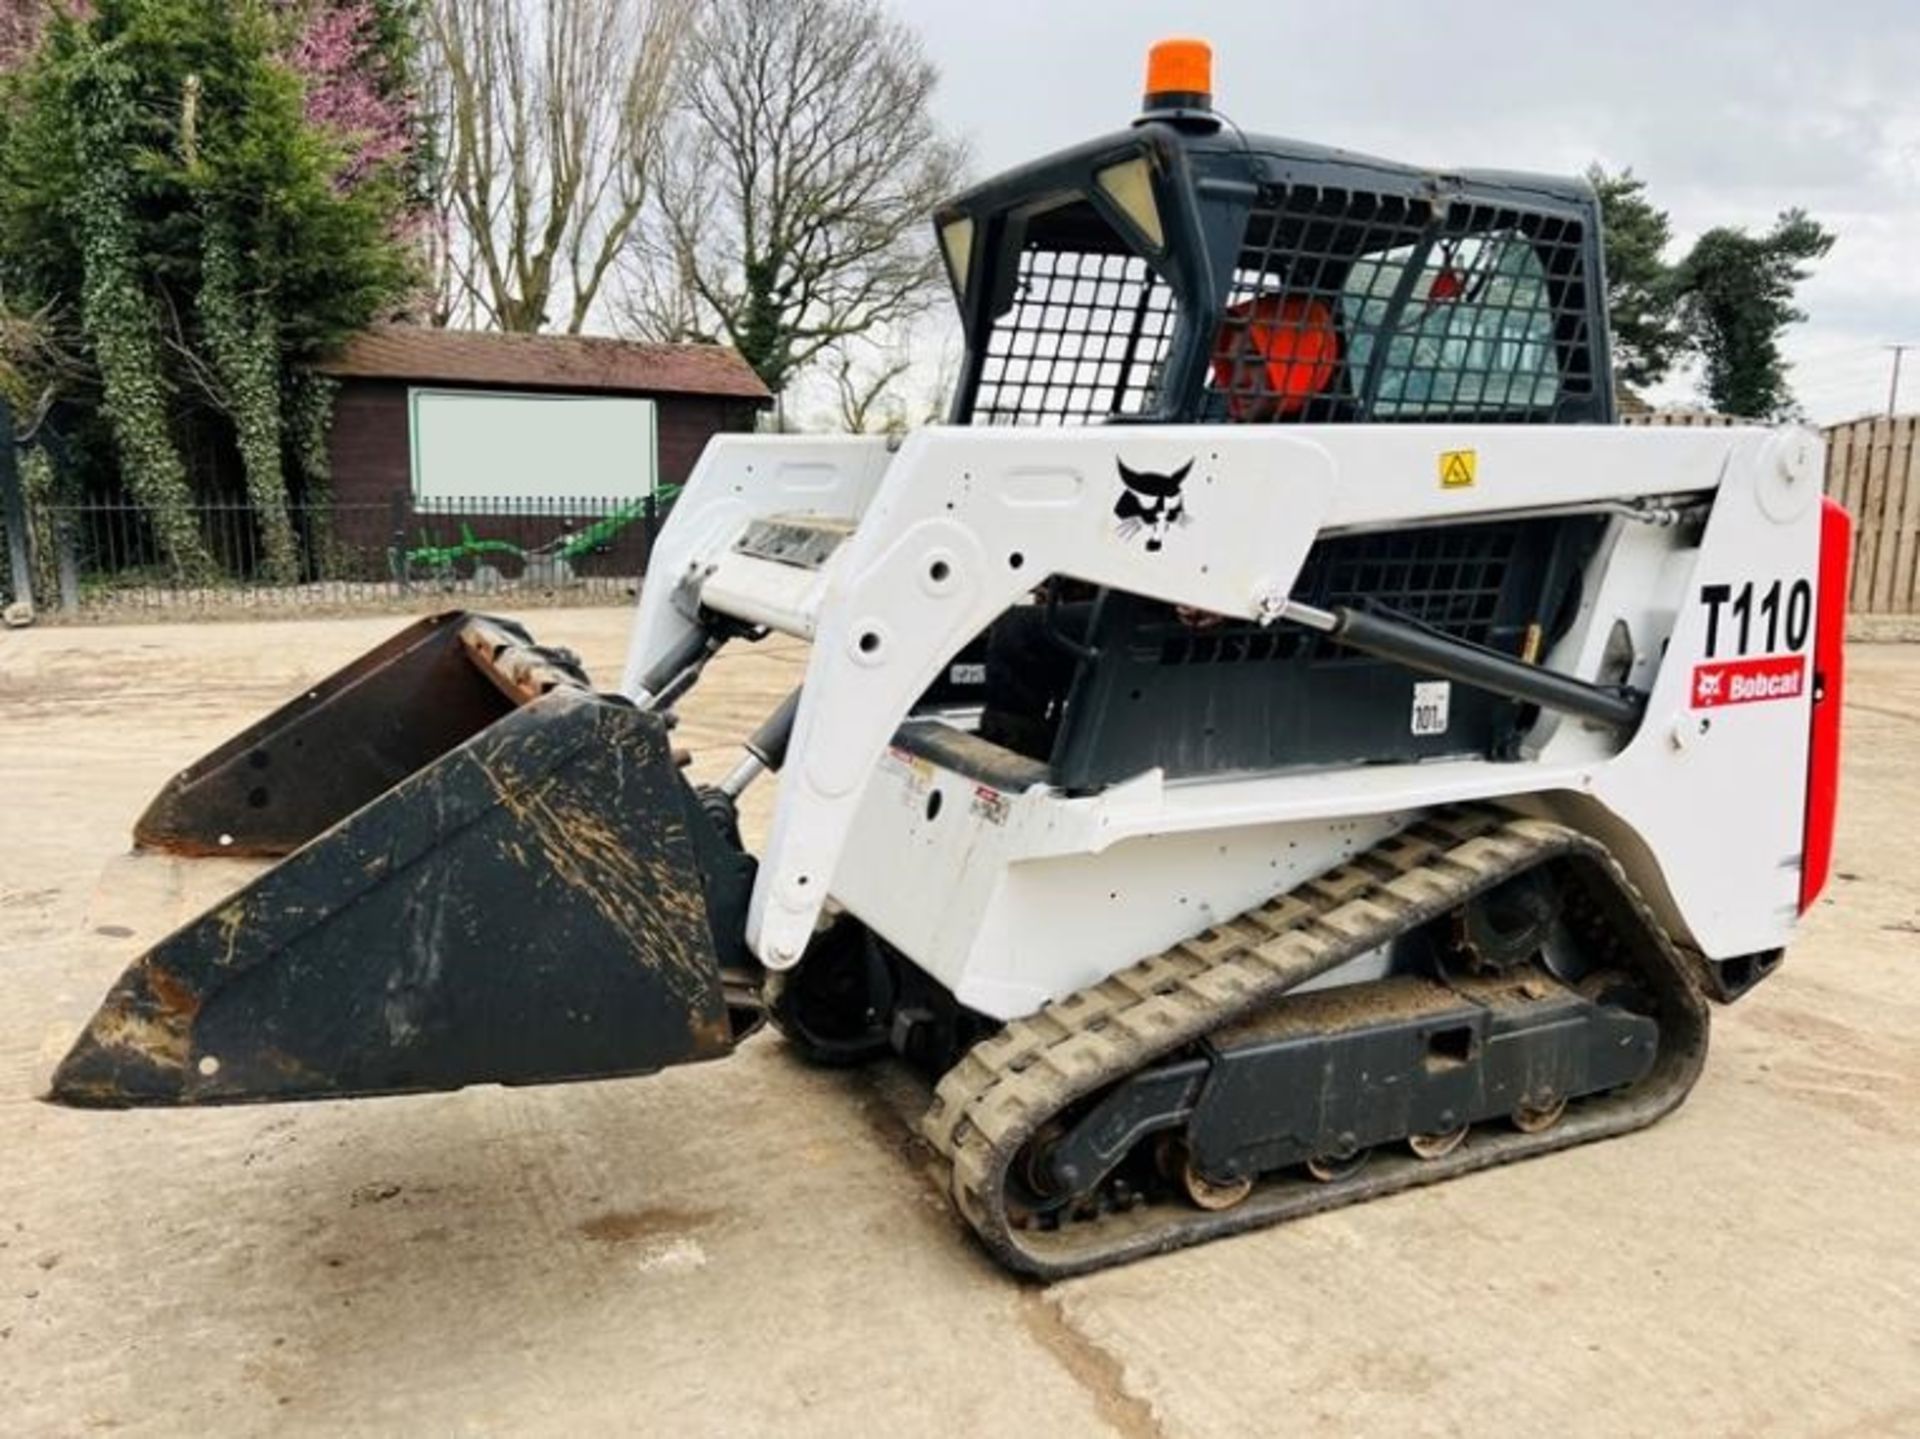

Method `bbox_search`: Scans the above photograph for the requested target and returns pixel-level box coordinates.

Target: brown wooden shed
[317,325,770,499]
[310,325,769,573]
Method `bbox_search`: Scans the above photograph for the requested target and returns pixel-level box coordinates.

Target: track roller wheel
[1154,1136,1254,1212]
[1512,1096,1569,1134]
[1181,1160,1254,1212]
[1304,1145,1371,1183]
[1408,1126,1469,1160]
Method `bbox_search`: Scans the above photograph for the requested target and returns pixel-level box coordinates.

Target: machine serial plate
[733,516,855,571]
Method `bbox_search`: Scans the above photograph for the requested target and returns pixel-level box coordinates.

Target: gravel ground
[1,609,1916,1437]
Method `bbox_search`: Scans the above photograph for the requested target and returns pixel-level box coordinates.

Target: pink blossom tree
[0,0,54,70]
[282,0,414,186]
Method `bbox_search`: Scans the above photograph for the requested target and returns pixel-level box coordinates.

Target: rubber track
[921,806,1710,1280]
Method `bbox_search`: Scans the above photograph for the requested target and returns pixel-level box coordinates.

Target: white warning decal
[1412,680,1451,736]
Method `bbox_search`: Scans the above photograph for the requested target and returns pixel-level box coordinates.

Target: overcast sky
[889,0,1920,421]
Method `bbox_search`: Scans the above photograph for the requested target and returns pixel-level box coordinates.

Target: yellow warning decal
[1439,449,1477,489]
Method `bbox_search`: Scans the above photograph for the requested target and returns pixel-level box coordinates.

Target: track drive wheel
[1451,868,1560,975]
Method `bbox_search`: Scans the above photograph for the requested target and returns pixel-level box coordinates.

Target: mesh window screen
[975,247,1177,426]
[1312,524,1519,645]
[1150,523,1524,666]
[1210,187,1592,424]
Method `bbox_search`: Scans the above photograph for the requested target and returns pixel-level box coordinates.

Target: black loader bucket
[50,614,756,1108]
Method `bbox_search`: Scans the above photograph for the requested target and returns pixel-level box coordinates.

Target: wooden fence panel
[1841,417,1875,608]
[1828,421,1855,529]
[1893,417,1920,614]
[1876,419,1911,610]
[1862,418,1890,608]
[1820,413,1920,615]
[1634,409,1920,613]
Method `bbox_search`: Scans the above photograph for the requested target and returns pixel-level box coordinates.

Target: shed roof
[317,325,771,402]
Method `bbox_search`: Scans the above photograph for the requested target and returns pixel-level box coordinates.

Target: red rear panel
[1801,498,1852,912]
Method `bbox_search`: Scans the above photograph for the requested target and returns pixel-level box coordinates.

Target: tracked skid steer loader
[52,40,1853,1279]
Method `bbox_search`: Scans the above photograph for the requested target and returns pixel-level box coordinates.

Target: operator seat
[1208,292,1343,422]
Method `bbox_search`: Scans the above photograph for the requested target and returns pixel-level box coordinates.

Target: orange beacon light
[1143,37,1213,113]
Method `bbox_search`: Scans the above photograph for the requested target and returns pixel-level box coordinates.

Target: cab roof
[937,122,1596,226]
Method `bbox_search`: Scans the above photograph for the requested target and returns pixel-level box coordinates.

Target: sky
[885,0,1920,422]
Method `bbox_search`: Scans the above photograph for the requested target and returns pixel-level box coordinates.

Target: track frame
[922,807,1710,1279]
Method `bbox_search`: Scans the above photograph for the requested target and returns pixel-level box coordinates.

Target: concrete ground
[1,608,1916,1438]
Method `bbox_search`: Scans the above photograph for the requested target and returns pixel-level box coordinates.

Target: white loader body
[625,422,1827,1019]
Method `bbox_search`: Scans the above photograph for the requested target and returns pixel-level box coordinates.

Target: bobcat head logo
[1114,458,1193,553]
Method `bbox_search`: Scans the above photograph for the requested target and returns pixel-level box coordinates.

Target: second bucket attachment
[133,611,592,858]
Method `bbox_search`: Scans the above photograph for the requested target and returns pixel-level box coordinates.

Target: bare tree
[628,0,965,395]
[828,345,912,434]
[422,0,690,333]
[822,326,960,436]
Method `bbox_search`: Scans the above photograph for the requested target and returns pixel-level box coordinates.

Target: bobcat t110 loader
[52,39,1852,1278]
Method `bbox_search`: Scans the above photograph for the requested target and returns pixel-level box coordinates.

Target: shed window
[409,389,659,510]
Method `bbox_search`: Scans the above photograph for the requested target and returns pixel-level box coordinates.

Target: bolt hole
[248,750,270,771]
[925,790,943,821]
[929,559,951,583]
[246,787,270,810]
[1008,552,1025,570]
[858,630,882,654]
[1426,1026,1476,1068]
[796,875,810,888]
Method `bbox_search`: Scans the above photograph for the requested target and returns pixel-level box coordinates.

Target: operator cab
[915,39,1617,782]
[934,42,1613,429]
